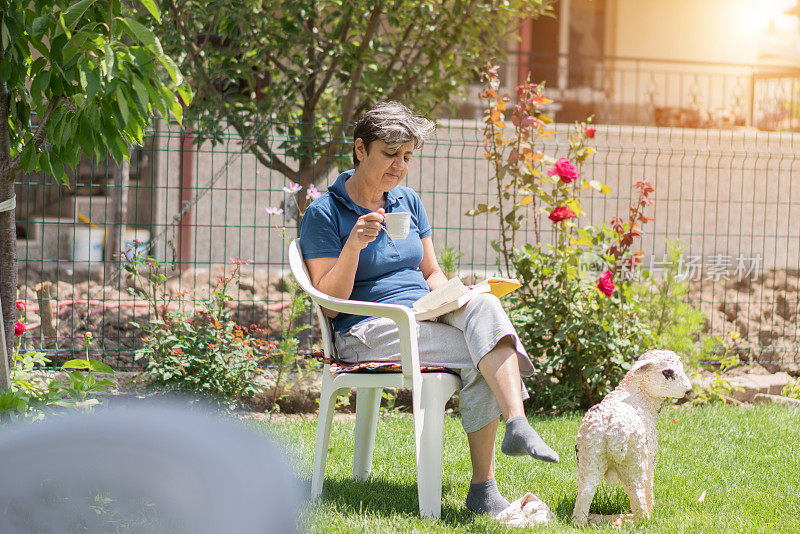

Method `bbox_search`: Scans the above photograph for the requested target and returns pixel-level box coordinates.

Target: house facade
[457,0,800,130]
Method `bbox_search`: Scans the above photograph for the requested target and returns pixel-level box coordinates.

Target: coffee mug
[383,212,412,239]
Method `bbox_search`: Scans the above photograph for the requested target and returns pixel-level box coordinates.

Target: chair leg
[311,382,343,499]
[352,387,382,481]
[413,377,455,519]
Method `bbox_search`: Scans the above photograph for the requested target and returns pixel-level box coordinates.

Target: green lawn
[257,404,800,533]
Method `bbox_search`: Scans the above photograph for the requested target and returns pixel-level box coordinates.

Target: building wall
[612,0,770,64]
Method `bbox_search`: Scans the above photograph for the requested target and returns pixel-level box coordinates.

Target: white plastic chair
[289,239,461,519]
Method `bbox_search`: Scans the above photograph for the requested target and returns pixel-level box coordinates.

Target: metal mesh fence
[12,112,800,371]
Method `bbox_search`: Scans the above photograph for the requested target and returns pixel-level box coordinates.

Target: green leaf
[84,67,100,101]
[102,42,115,79]
[167,91,182,123]
[61,359,90,370]
[63,0,100,31]
[122,18,181,84]
[131,76,149,112]
[20,144,38,171]
[137,0,162,22]
[31,14,52,37]
[89,361,114,374]
[114,84,130,125]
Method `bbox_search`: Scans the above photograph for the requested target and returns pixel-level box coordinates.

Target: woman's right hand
[346,208,385,251]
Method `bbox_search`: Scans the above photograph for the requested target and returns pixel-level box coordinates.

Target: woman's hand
[346,208,385,251]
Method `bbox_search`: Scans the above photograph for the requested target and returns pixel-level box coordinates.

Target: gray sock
[465,479,510,517]
[500,416,560,462]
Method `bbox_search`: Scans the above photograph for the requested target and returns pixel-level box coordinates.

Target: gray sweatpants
[334,293,534,433]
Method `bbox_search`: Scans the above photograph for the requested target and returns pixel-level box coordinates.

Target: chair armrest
[305,291,421,380]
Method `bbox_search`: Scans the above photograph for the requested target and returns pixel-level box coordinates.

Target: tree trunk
[0,59,14,387]
[105,151,130,283]
[0,177,16,389]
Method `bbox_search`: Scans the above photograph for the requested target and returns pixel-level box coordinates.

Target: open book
[412,276,522,321]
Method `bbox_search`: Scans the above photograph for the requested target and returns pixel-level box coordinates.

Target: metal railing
[450,52,800,132]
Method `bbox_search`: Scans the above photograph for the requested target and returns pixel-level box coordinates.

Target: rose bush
[472,62,654,410]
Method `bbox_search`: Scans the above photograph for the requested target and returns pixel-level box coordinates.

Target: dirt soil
[14,265,800,375]
[688,269,800,375]
[15,265,308,369]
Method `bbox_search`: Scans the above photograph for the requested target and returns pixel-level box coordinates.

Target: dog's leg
[572,458,605,526]
[618,468,650,521]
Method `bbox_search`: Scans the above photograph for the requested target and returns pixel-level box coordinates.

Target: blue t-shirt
[299,169,432,333]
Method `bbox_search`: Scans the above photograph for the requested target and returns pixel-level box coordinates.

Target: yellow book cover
[412,276,521,321]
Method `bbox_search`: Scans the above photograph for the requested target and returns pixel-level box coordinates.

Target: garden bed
[14,264,800,374]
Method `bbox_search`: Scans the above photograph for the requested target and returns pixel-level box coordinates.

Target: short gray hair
[352,101,435,166]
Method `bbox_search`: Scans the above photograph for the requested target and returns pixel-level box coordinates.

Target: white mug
[383,212,412,239]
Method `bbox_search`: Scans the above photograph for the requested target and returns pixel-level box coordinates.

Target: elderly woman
[299,101,558,517]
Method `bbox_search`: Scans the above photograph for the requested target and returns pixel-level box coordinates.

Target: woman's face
[355,138,415,193]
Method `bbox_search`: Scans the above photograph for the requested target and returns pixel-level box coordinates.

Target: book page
[412,276,469,314]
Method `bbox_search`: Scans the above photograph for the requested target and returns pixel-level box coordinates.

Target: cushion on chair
[308,351,458,376]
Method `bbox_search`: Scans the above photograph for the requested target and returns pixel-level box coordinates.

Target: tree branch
[1,96,61,184]
[227,119,299,182]
[309,5,354,110]
[381,22,417,80]
[165,1,303,182]
[340,1,384,125]
[254,142,300,183]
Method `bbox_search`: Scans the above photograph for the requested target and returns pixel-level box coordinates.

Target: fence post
[178,132,194,272]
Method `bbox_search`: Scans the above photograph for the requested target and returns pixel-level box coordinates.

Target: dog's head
[628,350,693,399]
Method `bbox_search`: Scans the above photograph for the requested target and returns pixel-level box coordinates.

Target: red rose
[547,157,580,184]
[597,270,615,297]
[585,125,596,138]
[548,206,576,223]
[14,321,25,336]
[15,300,24,311]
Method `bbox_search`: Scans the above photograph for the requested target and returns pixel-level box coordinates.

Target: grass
[256,404,800,533]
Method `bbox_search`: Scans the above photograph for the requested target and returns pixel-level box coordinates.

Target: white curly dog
[572,349,693,525]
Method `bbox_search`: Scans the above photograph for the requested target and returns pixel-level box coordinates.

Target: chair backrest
[288,239,336,360]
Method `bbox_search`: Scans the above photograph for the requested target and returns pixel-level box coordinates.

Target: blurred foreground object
[0,403,303,533]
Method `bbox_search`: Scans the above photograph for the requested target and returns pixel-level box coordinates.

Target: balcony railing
[449,52,800,131]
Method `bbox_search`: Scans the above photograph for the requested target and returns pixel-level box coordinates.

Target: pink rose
[14,321,25,336]
[548,206,576,223]
[585,126,596,138]
[15,300,24,311]
[597,270,615,297]
[547,157,580,184]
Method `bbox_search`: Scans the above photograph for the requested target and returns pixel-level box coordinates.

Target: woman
[299,101,558,517]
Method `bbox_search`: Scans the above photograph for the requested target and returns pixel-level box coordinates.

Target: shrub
[128,257,268,408]
[635,239,709,366]
[0,332,114,422]
[472,62,655,410]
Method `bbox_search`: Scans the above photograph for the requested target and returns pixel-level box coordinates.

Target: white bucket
[73,226,105,263]
[122,228,151,261]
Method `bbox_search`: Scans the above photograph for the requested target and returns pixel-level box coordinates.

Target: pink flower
[520,116,537,128]
[597,270,615,297]
[547,157,580,184]
[14,321,25,336]
[548,206,576,223]
[282,183,302,195]
[265,206,284,216]
[15,300,24,311]
[585,125,596,138]
[307,184,322,201]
